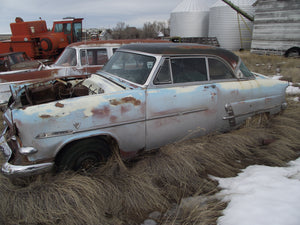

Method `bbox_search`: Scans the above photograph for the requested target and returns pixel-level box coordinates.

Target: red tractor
[0,17,83,60]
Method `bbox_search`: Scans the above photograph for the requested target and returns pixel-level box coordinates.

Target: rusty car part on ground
[0,43,288,178]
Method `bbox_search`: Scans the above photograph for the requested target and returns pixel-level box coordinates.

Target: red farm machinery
[0,17,83,60]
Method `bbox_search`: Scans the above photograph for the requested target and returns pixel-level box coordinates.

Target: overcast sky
[0,0,183,33]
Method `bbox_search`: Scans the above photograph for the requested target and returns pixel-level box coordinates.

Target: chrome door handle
[204,84,216,89]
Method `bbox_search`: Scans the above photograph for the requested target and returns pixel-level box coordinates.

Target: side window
[154,59,172,85]
[84,49,108,65]
[54,24,63,32]
[239,62,255,79]
[171,58,208,83]
[96,49,108,65]
[208,58,235,80]
[64,23,71,34]
[80,50,87,65]
[73,22,82,42]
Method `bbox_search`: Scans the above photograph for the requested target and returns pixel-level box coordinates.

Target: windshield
[102,51,156,85]
[54,48,77,66]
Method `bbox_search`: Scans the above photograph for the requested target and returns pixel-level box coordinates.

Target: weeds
[236,51,300,83]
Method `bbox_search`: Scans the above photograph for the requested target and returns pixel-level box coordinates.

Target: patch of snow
[286,85,300,95]
[214,157,300,225]
[271,75,283,80]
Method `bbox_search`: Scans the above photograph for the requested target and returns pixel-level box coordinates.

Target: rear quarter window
[208,58,235,80]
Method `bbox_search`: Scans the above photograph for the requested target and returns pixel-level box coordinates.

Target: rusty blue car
[0,43,288,177]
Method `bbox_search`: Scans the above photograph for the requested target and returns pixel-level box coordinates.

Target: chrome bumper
[0,128,54,178]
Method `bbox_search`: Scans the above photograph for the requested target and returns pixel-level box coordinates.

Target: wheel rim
[74,152,102,171]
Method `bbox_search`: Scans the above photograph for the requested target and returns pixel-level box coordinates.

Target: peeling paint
[110,96,141,106]
[40,114,51,119]
[110,115,117,123]
[91,106,110,118]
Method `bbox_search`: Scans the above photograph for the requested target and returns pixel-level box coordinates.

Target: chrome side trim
[223,104,282,120]
[148,107,209,120]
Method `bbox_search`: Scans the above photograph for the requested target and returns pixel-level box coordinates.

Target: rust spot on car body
[55,102,64,108]
[121,105,130,114]
[176,45,214,50]
[110,115,118,123]
[92,106,110,118]
[40,114,51,118]
[110,97,141,106]
[0,68,88,83]
[119,149,138,159]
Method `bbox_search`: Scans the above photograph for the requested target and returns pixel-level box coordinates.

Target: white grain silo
[209,0,255,50]
[170,0,218,37]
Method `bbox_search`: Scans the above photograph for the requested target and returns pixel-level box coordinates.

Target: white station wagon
[0,43,288,178]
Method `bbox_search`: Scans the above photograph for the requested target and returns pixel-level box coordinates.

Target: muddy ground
[0,53,299,225]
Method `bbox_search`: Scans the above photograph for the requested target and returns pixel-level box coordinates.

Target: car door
[207,58,263,128]
[145,57,218,150]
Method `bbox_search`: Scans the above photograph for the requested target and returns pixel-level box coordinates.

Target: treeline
[110,21,169,39]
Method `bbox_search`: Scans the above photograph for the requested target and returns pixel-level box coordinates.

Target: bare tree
[141,21,169,38]
[112,22,141,39]
[111,20,169,39]
[112,22,127,39]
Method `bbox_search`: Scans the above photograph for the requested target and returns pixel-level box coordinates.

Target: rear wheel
[285,47,300,58]
[56,138,111,172]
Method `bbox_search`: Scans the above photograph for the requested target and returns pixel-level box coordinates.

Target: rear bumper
[0,128,54,178]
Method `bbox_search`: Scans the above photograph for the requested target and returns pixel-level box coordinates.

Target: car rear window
[208,58,235,80]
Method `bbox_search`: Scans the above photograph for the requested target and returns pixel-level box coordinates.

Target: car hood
[8,73,127,109]
[10,59,51,70]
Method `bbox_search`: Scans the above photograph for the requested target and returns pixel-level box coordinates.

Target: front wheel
[56,138,111,172]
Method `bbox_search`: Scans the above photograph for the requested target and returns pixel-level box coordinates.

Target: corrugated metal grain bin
[170,0,217,38]
[209,0,255,50]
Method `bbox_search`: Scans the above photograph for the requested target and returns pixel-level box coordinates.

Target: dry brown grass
[0,53,299,224]
[1,101,299,224]
[236,51,300,83]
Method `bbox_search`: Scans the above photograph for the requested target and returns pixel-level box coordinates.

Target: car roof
[118,43,240,70]
[67,39,169,48]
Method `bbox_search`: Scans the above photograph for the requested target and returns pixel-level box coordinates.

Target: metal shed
[250,0,300,56]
